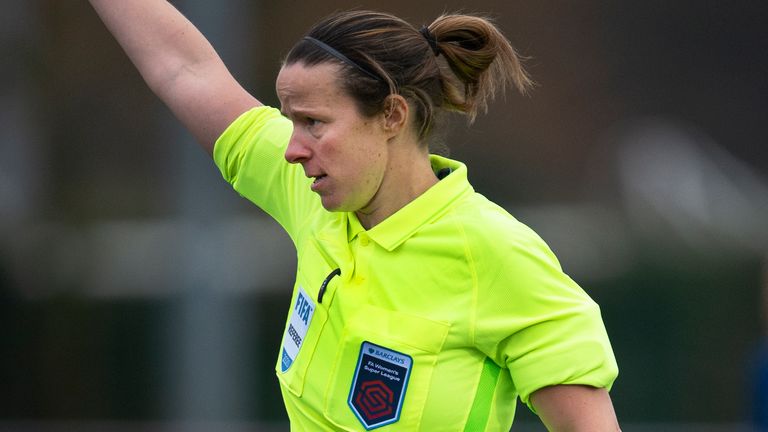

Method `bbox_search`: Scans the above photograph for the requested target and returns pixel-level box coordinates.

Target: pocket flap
[351,304,450,354]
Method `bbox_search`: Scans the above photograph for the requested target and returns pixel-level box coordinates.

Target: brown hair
[284,10,533,142]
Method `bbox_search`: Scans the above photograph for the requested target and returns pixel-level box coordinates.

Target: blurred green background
[1,0,767,430]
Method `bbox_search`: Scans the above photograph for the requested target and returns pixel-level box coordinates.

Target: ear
[382,95,409,136]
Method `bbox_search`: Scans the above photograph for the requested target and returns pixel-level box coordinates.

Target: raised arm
[89,0,261,153]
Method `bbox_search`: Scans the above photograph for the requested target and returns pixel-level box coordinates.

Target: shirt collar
[347,155,473,251]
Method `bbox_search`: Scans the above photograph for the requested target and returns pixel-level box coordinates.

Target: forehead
[276,62,345,110]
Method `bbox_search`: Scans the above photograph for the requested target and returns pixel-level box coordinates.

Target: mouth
[310,174,327,192]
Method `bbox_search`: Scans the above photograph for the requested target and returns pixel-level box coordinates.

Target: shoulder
[449,192,558,268]
[213,105,293,181]
[446,193,588,314]
[215,105,291,153]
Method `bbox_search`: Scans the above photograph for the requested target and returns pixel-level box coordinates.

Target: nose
[284,128,311,164]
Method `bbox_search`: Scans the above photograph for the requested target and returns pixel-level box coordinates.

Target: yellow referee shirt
[214,106,618,431]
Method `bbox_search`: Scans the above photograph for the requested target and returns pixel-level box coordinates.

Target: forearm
[89,0,221,98]
[88,0,259,151]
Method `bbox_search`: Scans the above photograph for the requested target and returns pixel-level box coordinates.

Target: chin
[320,196,363,214]
[319,197,345,212]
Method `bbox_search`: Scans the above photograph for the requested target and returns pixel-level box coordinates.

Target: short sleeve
[213,106,320,241]
[472,220,618,410]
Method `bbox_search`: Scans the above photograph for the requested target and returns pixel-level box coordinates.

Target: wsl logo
[355,380,395,421]
[349,342,412,429]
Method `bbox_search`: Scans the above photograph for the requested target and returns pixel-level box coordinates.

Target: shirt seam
[449,209,480,347]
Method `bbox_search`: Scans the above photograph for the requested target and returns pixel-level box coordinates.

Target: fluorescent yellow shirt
[214,106,618,431]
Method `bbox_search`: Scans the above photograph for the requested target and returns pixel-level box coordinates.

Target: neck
[355,146,437,229]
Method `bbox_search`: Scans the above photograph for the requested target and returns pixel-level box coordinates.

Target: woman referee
[88,1,621,430]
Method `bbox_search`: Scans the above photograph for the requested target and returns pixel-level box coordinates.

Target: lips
[310,174,327,192]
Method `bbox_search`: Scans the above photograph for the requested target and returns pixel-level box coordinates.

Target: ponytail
[425,14,533,121]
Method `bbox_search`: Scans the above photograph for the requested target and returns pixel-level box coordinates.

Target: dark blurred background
[1,0,767,430]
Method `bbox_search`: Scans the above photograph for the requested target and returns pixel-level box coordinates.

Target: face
[276,62,391,213]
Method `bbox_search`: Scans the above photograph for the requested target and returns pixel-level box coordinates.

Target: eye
[305,117,321,128]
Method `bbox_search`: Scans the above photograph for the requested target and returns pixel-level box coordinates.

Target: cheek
[327,124,386,192]
[332,150,380,198]
[356,151,387,192]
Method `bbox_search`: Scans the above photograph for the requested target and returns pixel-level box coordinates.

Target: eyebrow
[280,106,313,120]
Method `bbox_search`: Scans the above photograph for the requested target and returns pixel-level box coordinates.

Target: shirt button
[359,233,370,247]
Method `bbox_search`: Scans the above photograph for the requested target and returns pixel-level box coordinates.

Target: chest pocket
[323,304,450,431]
[275,238,340,398]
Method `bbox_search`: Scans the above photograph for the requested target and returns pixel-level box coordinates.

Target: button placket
[351,233,371,287]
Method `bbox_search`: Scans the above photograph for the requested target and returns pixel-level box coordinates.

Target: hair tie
[419,26,440,57]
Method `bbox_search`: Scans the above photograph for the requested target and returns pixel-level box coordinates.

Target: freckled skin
[276,62,437,228]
